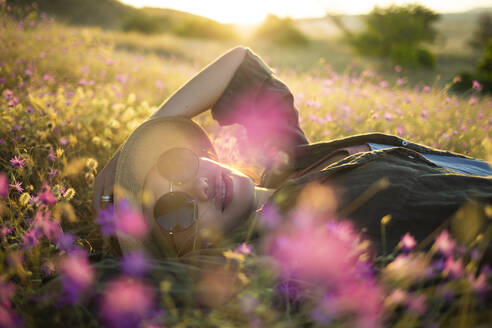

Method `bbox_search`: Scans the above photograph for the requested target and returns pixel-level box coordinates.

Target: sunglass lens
[154,192,196,232]
[157,148,199,183]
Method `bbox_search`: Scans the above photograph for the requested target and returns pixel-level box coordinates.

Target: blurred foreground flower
[0,279,22,328]
[0,173,8,198]
[267,202,382,327]
[122,251,149,277]
[59,249,94,303]
[100,276,157,328]
[96,199,148,239]
[399,233,417,252]
[433,230,455,256]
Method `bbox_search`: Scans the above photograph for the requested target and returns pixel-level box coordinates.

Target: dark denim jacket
[212,47,492,257]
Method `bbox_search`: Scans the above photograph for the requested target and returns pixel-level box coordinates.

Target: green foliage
[451,39,492,93]
[468,12,492,50]
[254,14,309,47]
[348,4,440,68]
[7,0,135,29]
[122,12,161,34]
[170,18,238,40]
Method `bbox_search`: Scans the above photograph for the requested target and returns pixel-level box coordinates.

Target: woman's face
[142,156,256,247]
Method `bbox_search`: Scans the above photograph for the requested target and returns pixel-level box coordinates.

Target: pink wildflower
[379,80,389,88]
[21,229,39,248]
[397,78,406,86]
[9,156,25,168]
[453,76,461,83]
[115,200,148,238]
[384,112,394,121]
[444,257,464,278]
[59,249,94,303]
[472,80,482,92]
[32,210,61,241]
[385,289,408,307]
[37,185,58,206]
[407,294,426,316]
[9,181,23,193]
[394,65,402,73]
[236,242,252,255]
[399,233,416,251]
[48,169,57,178]
[423,86,431,93]
[100,276,155,328]
[433,230,455,256]
[469,97,477,105]
[59,137,69,146]
[313,279,383,328]
[468,273,488,293]
[1,224,14,237]
[48,150,56,162]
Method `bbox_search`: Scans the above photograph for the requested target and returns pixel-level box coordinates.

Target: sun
[119,0,327,25]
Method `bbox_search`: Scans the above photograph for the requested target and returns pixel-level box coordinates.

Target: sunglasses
[153,147,201,254]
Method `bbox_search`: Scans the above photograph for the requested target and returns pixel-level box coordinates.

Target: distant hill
[6,0,238,39]
[7,0,136,29]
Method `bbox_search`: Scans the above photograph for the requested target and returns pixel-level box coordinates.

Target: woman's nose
[190,176,211,201]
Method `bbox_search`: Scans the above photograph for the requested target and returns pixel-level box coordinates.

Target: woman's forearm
[148,46,247,120]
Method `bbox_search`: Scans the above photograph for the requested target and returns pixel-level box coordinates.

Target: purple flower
[0,173,8,198]
[56,232,77,252]
[48,169,57,178]
[257,203,281,229]
[100,276,156,328]
[9,181,23,193]
[9,156,25,168]
[48,150,56,162]
[122,251,149,277]
[59,249,94,303]
[1,224,14,237]
[21,229,39,248]
[96,204,117,236]
[0,279,23,328]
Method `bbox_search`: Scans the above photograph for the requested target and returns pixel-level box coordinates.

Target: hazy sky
[120,0,492,24]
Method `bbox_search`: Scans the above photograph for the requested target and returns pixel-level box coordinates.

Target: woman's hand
[92,150,120,215]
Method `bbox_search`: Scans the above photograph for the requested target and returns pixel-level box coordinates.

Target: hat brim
[113,116,217,257]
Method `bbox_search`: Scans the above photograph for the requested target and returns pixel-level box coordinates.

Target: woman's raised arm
[149,46,247,119]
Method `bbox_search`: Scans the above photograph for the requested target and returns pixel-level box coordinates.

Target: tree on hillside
[468,12,492,51]
[254,14,309,47]
[346,4,440,68]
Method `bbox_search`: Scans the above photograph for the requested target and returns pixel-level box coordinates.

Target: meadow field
[1,2,492,327]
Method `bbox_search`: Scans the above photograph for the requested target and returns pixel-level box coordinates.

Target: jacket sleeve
[211,48,309,157]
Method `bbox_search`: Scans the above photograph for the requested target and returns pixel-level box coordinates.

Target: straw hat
[113,116,217,258]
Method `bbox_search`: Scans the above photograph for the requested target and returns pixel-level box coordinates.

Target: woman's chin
[224,173,255,229]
